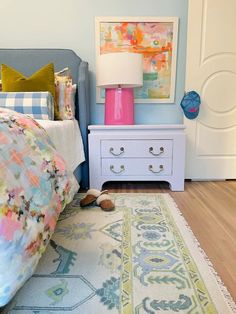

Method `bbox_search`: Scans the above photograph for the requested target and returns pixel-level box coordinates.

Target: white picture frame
[95,16,179,104]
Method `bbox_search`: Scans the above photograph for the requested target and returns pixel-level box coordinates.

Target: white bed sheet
[36,119,85,172]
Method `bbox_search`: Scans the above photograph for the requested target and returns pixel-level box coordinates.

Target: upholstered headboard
[0,48,90,188]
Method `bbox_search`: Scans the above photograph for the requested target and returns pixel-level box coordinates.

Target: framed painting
[95,16,179,103]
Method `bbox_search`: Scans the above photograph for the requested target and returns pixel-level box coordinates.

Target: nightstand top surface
[88,124,185,130]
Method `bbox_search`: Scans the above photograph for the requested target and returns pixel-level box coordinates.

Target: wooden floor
[102,180,236,302]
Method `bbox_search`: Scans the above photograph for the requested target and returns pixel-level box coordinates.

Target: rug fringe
[165,194,236,313]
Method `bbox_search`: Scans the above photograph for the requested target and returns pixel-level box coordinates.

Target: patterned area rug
[4,193,236,313]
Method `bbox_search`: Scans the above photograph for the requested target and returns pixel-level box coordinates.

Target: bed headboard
[0,48,90,189]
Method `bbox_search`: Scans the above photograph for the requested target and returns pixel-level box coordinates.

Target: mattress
[36,119,85,172]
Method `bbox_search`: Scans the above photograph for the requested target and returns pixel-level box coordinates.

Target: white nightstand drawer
[102,158,172,176]
[101,139,172,158]
[89,125,185,191]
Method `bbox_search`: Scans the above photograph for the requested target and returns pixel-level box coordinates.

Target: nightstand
[88,125,185,191]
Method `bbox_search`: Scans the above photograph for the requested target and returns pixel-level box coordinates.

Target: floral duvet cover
[0,108,78,306]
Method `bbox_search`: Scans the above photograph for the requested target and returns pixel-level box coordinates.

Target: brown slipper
[80,189,108,207]
[96,194,115,211]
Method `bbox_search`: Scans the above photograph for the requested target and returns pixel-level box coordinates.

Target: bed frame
[0,49,90,188]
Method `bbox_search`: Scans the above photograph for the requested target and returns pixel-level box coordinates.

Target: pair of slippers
[80,189,115,211]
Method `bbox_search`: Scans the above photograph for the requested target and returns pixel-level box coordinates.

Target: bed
[0,49,90,307]
[0,48,90,188]
[36,119,85,174]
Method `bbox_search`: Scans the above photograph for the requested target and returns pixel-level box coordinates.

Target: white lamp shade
[96,52,143,88]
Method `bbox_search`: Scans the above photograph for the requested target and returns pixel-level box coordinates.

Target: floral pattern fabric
[0,108,78,306]
[54,68,76,120]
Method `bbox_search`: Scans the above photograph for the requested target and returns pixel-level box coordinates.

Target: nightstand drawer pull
[149,164,164,173]
[110,147,124,156]
[149,146,164,156]
[110,165,125,174]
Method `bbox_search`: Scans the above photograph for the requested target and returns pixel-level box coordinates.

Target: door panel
[196,125,236,156]
[202,0,236,60]
[185,0,236,179]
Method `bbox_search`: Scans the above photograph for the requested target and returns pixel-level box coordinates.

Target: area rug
[4,193,236,313]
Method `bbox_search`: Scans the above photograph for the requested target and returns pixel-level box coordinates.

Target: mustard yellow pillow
[1,63,56,102]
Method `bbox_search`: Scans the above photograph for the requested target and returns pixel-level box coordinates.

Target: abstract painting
[95,17,179,103]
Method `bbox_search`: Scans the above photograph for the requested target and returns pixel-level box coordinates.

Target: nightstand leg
[89,177,105,190]
[168,179,185,192]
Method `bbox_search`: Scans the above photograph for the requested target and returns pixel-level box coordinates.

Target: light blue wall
[1,0,188,125]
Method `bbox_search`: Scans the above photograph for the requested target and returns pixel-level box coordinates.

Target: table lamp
[96,52,143,125]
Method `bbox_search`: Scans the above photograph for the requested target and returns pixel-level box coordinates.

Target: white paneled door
[185,0,236,179]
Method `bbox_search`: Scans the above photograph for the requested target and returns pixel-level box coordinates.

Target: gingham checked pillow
[0,92,54,120]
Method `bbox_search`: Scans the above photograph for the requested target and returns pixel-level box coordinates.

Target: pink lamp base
[105,88,134,125]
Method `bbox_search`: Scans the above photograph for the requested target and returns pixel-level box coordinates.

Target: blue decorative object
[180,91,201,119]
